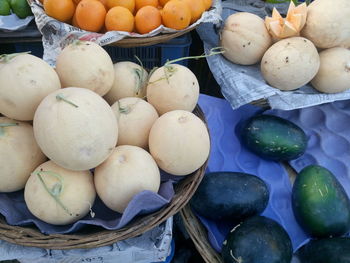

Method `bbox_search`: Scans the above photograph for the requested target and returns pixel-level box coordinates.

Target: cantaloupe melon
[25,161,96,225]
[0,54,61,121]
[261,37,320,91]
[33,87,118,171]
[94,145,160,213]
[0,117,46,192]
[220,12,272,65]
[55,41,114,96]
[148,110,210,176]
[311,47,350,93]
[301,0,350,49]
[146,64,199,115]
[111,97,159,149]
[104,61,148,105]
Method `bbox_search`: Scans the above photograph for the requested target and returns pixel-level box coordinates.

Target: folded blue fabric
[0,170,175,234]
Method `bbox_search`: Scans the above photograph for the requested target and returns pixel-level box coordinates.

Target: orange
[106,0,135,13]
[161,0,191,30]
[97,0,107,6]
[44,0,75,23]
[100,25,108,33]
[105,6,134,32]
[202,0,211,10]
[159,0,169,7]
[76,0,106,32]
[72,12,79,27]
[178,0,205,24]
[135,0,158,11]
[135,5,161,34]
[74,0,107,6]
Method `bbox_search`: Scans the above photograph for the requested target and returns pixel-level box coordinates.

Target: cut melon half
[290,13,302,30]
[272,7,284,25]
[269,20,282,38]
[265,3,307,40]
[280,21,298,38]
[286,1,296,21]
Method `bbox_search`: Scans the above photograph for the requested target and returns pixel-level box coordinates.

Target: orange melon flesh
[272,8,284,24]
[269,20,282,38]
[280,21,298,38]
[294,3,307,16]
[294,3,307,28]
[265,16,276,30]
[291,13,302,30]
[286,1,296,21]
[265,3,307,40]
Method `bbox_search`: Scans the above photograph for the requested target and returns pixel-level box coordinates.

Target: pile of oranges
[41,0,212,34]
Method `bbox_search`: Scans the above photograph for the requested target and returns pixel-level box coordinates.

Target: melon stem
[0,123,18,136]
[0,123,18,127]
[118,101,131,114]
[147,74,169,85]
[134,55,146,93]
[147,47,224,85]
[133,68,144,94]
[72,40,84,46]
[56,94,79,108]
[163,65,172,84]
[36,170,76,217]
[148,66,159,79]
[0,52,31,63]
[230,250,243,263]
[164,47,225,66]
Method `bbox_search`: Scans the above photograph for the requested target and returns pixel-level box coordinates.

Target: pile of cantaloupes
[220,0,350,94]
[0,42,209,226]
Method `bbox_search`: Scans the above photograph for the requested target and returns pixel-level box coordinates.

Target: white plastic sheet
[0,13,33,31]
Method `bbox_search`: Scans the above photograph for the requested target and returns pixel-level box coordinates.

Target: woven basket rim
[180,204,224,263]
[27,0,196,48]
[110,27,195,48]
[0,105,208,250]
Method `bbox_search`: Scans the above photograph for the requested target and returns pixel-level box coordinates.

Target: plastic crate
[0,43,16,54]
[13,33,192,69]
[104,33,192,68]
[13,41,44,58]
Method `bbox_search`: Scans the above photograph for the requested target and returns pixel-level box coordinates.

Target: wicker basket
[180,204,223,263]
[0,105,208,250]
[109,28,196,48]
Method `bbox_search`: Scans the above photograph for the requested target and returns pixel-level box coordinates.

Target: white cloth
[1,218,172,263]
[0,13,33,31]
